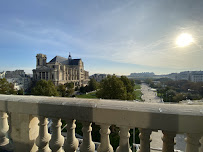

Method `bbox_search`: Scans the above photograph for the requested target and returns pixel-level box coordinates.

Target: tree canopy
[96,75,135,100]
[0,78,16,94]
[145,78,203,102]
[57,84,67,97]
[88,78,99,91]
[31,80,59,96]
[80,78,99,93]
[58,82,74,97]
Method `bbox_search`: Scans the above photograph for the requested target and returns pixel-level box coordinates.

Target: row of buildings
[166,71,203,82]
[89,74,107,82]
[0,70,32,91]
[128,71,203,82]
[129,72,155,79]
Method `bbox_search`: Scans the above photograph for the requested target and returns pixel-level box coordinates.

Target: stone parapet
[0,94,202,152]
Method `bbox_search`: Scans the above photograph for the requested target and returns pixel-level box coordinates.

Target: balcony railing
[0,94,203,152]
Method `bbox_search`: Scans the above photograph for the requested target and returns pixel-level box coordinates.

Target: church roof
[48,56,81,65]
[69,59,81,65]
[49,56,67,63]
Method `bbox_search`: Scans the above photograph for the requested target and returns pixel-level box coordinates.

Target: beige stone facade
[33,54,89,86]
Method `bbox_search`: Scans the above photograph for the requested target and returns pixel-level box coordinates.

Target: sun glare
[176,33,194,47]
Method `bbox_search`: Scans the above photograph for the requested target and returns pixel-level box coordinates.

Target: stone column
[49,118,64,152]
[70,69,73,80]
[80,122,95,152]
[138,128,152,152]
[64,119,79,152]
[116,126,132,152]
[54,71,57,81]
[185,133,202,152]
[78,67,81,86]
[58,66,60,81]
[162,131,176,152]
[0,112,9,149]
[36,116,51,152]
[72,69,74,80]
[97,123,113,152]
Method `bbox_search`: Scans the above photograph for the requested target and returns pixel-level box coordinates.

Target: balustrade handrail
[0,94,203,134]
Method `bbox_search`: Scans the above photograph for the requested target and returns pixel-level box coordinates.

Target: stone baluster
[50,118,64,152]
[185,133,202,152]
[138,128,152,152]
[64,119,79,152]
[116,126,132,152]
[80,122,95,152]
[36,116,51,152]
[162,131,176,152]
[200,136,203,152]
[0,112,9,149]
[97,123,113,152]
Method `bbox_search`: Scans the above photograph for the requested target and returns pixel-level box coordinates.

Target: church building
[33,53,89,87]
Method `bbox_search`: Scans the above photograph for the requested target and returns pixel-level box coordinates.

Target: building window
[43,59,46,65]
[46,72,48,80]
[42,72,45,79]
[37,59,40,66]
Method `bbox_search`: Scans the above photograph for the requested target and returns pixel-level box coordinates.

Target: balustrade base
[0,143,13,152]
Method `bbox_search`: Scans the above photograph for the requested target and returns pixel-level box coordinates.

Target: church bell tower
[36,54,47,68]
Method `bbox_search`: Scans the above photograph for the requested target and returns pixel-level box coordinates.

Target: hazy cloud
[0,0,203,74]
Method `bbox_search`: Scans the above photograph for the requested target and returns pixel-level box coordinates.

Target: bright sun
[176,33,194,47]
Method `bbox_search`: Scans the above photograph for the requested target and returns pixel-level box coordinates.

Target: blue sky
[0,0,203,75]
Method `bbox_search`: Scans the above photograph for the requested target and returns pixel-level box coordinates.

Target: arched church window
[37,59,40,66]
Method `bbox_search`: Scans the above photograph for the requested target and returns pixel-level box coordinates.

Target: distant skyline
[0,0,203,75]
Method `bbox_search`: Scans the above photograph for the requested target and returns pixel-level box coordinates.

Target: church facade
[33,53,89,86]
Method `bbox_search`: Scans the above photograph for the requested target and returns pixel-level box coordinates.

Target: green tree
[63,82,74,96]
[0,78,16,94]
[96,75,127,100]
[17,88,24,95]
[88,78,99,91]
[79,78,99,93]
[134,79,141,84]
[120,76,136,100]
[165,89,176,102]
[57,84,67,97]
[57,83,75,97]
[31,80,59,96]
[120,76,134,93]
[173,93,185,102]
[65,82,74,89]
[79,86,86,93]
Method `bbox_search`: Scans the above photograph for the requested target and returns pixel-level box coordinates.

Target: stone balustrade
[0,94,203,152]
